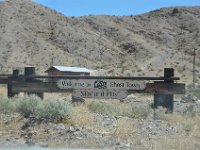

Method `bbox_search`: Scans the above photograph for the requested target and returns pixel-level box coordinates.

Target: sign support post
[7,69,19,98]
[154,68,174,112]
[24,67,44,99]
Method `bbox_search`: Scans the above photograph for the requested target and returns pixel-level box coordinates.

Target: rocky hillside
[0,0,200,83]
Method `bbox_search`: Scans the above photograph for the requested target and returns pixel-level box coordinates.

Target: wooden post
[154,68,174,113]
[8,69,19,98]
[24,67,44,99]
[24,67,35,82]
[13,69,19,77]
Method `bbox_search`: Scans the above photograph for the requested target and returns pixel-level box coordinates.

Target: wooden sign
[57,79,146,90]
[72,90,128,99]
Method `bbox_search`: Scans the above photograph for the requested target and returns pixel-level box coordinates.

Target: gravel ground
[0,98,200,150]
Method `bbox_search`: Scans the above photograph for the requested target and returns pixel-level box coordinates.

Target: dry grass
[152,115,200,150]
[153,134,200,150]
[0,114,22,137]
[66,104,94,128]
[112,118,136,141]
[44,93,71,101]
[0,86,6,95]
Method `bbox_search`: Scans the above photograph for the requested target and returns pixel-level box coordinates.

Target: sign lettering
[57,79,146,90]
[73,90,128,99]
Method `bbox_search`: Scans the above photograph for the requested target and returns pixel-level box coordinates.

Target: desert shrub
[16,94,41,118]
[88,101,121,116]
[88,101,152,119]
[36,99,72,122]
[172,8,179,14]
[154,107,170,120]
[182,104,196,117]
[0,95,15,114]
[127,104,151,119]
[188,87,200,99]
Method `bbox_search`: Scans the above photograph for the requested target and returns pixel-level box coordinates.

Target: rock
[196,100,200,104]
[181,94,199,103]
[25,138,35,146]
[54,123,66,130]
[76,137,83,140]
[41,143,48,147]
[69,126,76,132]
[124,143,131,148]
[73,131,82,136]
[120,94,136,103]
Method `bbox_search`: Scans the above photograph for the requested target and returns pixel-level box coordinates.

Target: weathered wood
[164,68,174,83]
[11,82,185,94]
[0,74,12,77]
[7,70,21,97]
[27,75,180,81]
[154,94,173,111]
[24,67,35,82]
[24,67,44,97]
[7,83,15,98]
[13,70,19,77]
[27,92,44,99]
[129,83,185,94]
[154,68,175,113]
[0,78,10,84]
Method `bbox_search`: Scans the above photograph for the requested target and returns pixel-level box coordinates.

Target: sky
[31,0,200,16]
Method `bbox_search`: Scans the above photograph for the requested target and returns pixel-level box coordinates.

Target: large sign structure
[0,67,185,112]
[56,79,146,99]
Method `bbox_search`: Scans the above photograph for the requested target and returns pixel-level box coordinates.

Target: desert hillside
[0,0,200,84]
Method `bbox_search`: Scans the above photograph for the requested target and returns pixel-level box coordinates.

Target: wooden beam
[128,83,185,94]
[28,75,180,81]
[12,82,73,93]
[0,78,10,84]
[12,82,185,94]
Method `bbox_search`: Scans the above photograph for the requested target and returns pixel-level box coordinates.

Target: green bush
[36,99,72,122]
[16,95,72,121]
[0,94,72,122]
[16,94,41,118]
[0,95,15,114]
[188,88,200,99]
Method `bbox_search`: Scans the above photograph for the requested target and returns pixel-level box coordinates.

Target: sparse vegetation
[16,94,41,118]
[88,101,151,119]
[88,101,121,116]
[36,98,72,122]
[188,86,200,99]
[0,95,15,114]
[0,94,73,122]
[1,0,200,148]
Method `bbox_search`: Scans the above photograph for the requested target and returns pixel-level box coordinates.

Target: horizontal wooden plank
[128,83,185,94]
[12,82,73,93]
[11,82,185,94]
[27,75,180,81]
[0,74,12,77]
[0,78,10,84]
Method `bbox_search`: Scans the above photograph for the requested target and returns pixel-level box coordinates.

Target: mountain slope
[0,0,200,83]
